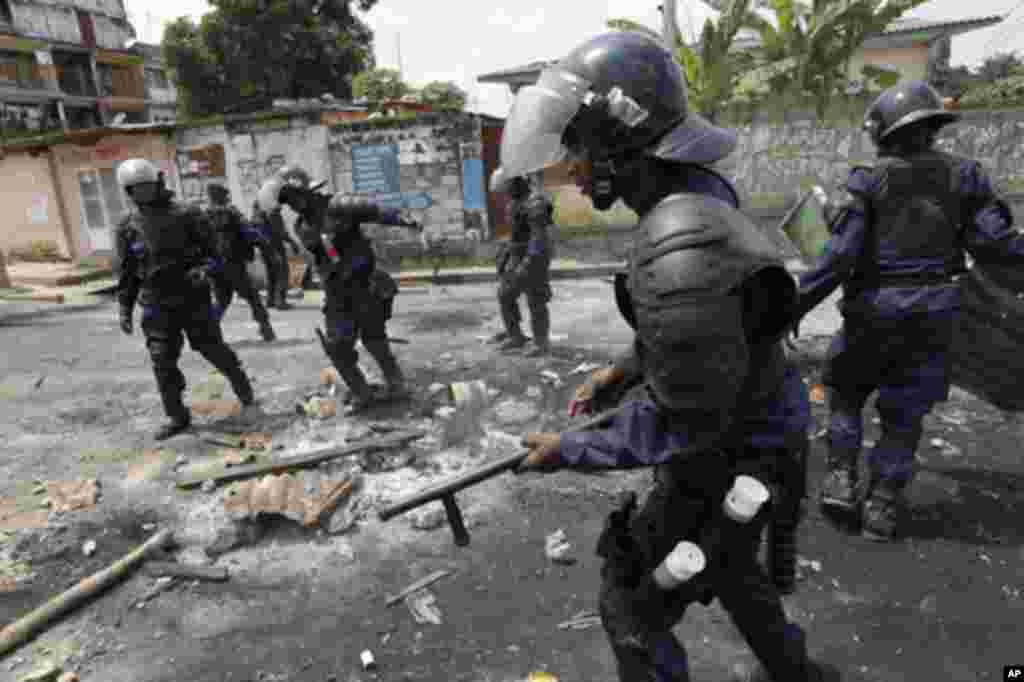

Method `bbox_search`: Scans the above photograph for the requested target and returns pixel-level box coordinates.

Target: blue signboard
[351,142,435,211]
[461,158,485,211]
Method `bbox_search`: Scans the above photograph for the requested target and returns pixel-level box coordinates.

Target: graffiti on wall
[236,154,286,197]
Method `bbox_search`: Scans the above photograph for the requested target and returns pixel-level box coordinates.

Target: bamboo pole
[0,528,174,657]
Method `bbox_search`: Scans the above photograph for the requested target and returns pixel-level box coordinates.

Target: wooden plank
[175,430,424,489]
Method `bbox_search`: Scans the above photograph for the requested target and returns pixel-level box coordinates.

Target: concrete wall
[0,151,72,258]
[847,44,930,82]
[173,113,488,242]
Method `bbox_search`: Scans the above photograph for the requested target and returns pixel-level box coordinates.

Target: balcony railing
[57,65,98,97]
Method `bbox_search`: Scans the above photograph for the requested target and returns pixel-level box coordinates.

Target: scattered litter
[978,552,992,565]
[360,649,376,671]
[239,432,273,451]
[191,399,242,419]
[410,506,446,531]
[569,362,602,376]
[82,540,96,557]
[303,397,337,419]
[320,367,341,388]
[526,386,543,399]
[796,557,822,573]
[809,385,826,404]
[929,437,962,457]
[406,589,443,624]
[200,480,216,494]
[17,660,62,682]
[545,529,576,565]
[557,610,601,630]
[434,406,457,420]
[494,400,539,426]
[428,383,447,397]
[386,569,453,606]
[540,370,563,387]
[527,673,558,682]
[45,479,100,514]
[222,449,255,467]
[1002,585,1021,600]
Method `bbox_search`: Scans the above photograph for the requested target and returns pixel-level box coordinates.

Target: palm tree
[739,0,931,117]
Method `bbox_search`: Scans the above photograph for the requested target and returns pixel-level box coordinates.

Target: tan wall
[847,44,930,82]
[0,152,71,259]
[50,132,178,258]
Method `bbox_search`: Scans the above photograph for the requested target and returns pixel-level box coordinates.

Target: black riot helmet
[499,31,737,203]
[863,79,959,146]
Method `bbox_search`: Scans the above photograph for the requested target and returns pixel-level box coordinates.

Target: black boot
[224,367,255,406]
[820,445,860,512]
[364,340,410,401]
[862,479,905,542]
[766,519,799,595]
[337,363,376,410]
[524,303,550,357]
[156,384,191,441]
[731,660,841,682]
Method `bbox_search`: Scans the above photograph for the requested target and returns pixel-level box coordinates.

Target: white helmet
[256,176,285,213]
[116,158,160,189]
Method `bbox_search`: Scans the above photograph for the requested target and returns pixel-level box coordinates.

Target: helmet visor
[499,67,592,178]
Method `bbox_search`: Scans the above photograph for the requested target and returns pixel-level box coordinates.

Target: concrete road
[1,281,1022,682]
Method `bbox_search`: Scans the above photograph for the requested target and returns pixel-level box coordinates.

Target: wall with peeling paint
[723,110,1024,207]
[174,113,488,243]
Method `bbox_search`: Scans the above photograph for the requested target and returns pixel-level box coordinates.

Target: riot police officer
[254,167,305,309]
[115,159,257,441]
[488,169,553,356]
[505,32,838,682]
[256,171,423,408]
[795,80,1024,541]
[204,183,276,342]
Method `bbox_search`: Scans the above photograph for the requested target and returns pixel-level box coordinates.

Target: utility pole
[661,0,680,46]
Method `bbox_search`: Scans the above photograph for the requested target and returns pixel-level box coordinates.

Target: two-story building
[130,41,177,123]
[0,0,145,137]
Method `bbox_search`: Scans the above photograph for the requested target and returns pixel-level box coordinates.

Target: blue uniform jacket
[560,166,812,469]
[799,159,1024,320]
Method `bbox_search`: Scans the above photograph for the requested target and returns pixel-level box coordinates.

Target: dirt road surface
[1,281,1021,681]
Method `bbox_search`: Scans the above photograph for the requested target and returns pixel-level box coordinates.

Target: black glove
[119,307,133,335]
[596,491,643,587]
[186,266,209,287]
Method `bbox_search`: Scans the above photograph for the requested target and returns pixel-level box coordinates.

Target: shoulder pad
[632,193,787,297]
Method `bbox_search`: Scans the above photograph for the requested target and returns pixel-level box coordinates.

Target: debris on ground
[0,498,49,531]
[526,386,543,399]
[17,660,62,682]
[45,479,100,514]
[557,610,602,630]
[796,557,822,573]
[929,437,962,457]
[428,382,447,398]
[540,370,563,387]
[133,576,180,609]
[405,589,443,625]
[142,561,229,582]
[222,449,255,467]
[81,540,96,557]
[385,569,453,606]
[360,649,376,671]
[57,672,79,682]
[239,432,273,451]
[545,529,576,565]
[191,399,242,419]
[0,529,174,658]
[409,505,446,531]
[569,362,602,376]
[302,396,337,419]
[320,367,342,388]
[223,473,356,528]
[494,399,539,426]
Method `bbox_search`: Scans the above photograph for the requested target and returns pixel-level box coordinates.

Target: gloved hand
[569,365,627,417]
[518,432,563,472]
[186,266,209,287]
[119,307,133,335]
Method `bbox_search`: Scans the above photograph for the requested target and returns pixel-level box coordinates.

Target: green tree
[351,67,410,105]
[607,2,754,122]
[976,51,1023,83]
[419,80,468,111]
[739,0,930,117]
[163,0,376,118]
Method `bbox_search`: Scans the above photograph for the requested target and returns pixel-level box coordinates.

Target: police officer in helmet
[488,167,554,356]
[256,170,422,409]
[507,32,838,682]
[256,165,306,309]
[204,182,277,342]
[796,79,1024,541]
[115,159,258,441]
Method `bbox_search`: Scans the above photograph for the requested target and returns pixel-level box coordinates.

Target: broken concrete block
[191,399,242,419]
[239,432,273,451]
[82,539,97,557]
[494,399,539,426]
[320,367,342,388]
[410,506,446,531]
[221,449,255,467]
[545,529,575,564]
[223,473,354,528]
[304,397,337,419]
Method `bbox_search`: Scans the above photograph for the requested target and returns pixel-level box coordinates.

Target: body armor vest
[623,194,795,414]
[206,204,247,261]
[849,150,966,291]
[123,203,208,292]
